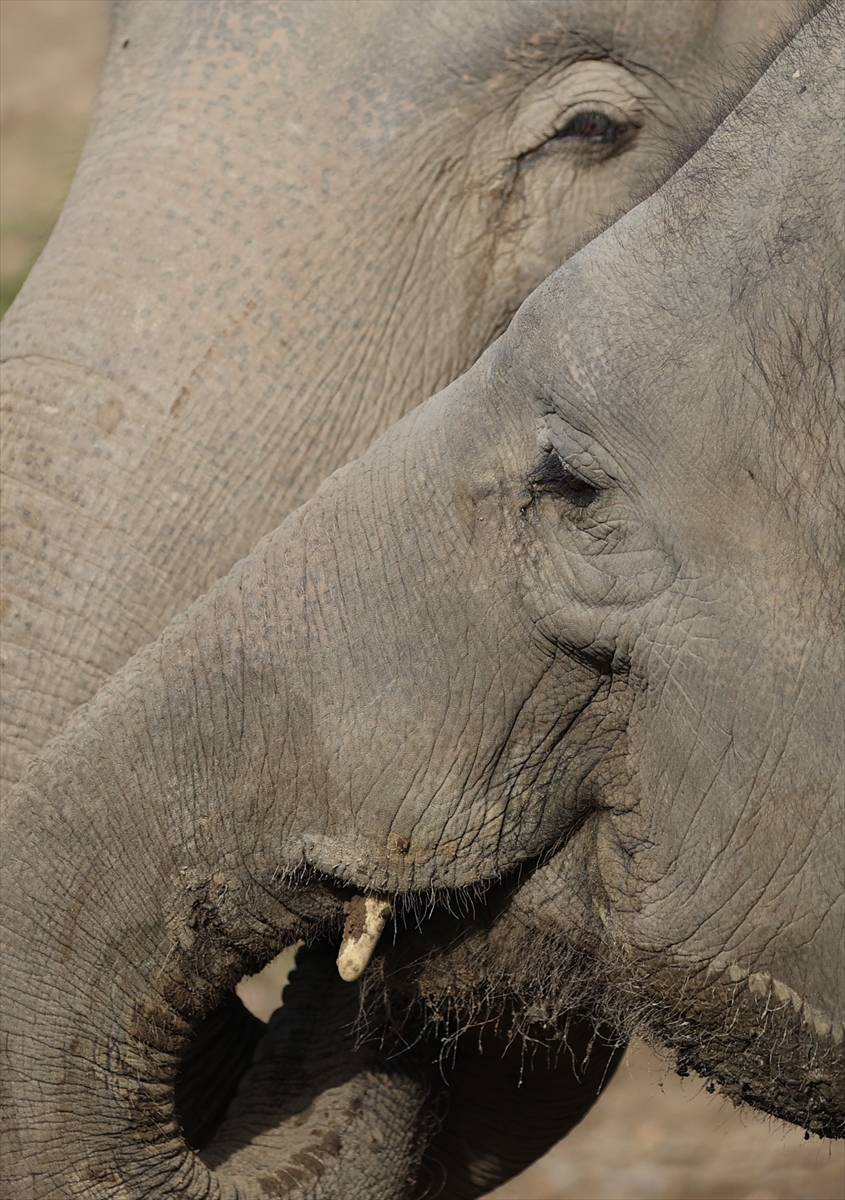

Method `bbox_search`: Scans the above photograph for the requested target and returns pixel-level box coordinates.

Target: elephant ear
[198,941,435,1198]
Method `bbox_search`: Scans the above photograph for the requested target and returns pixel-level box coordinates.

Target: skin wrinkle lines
[429,700,513,878]
[5,4,844,1193]
[426,751,504,880]
[543,414,625,491]
[506,60,656,161]
[453,749,544,874]
[433,13,630,97]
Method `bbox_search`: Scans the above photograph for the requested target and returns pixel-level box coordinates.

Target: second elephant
[0,0,797,784]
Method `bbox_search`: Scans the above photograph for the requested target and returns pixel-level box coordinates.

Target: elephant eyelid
[550,109,630,146]
[527,450,603,507]
[525,106,641,161]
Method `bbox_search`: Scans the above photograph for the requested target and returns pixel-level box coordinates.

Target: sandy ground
[487,1040,844,1200]
[2,4,842,1197]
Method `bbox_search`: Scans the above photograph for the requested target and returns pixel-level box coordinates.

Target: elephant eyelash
[524,107,640,162]
[527,450,602,507]
[551,109,629,147]
[518,101,638,166]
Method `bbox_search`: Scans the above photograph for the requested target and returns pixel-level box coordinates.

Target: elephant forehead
[273,0,722,93]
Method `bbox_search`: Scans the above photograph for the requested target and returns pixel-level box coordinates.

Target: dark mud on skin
[373,874,845,1142]
[634,962,845,1140]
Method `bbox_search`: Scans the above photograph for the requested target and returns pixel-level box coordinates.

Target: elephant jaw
[369,847,845,1141]
[716,962,845,1046]
[615,953,845,1140]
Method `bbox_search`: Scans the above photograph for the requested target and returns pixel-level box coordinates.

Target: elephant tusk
[337,894,392,982]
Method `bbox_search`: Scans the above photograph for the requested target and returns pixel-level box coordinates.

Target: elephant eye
[552,109,628,146]
[528,451,601,508]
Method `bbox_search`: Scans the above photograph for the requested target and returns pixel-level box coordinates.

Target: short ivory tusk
[336,894,392,982]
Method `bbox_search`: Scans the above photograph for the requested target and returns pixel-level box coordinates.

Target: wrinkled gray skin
[0,0,796,788]
[2,3,842,1197]
[2,8,798,1182]
[2,3,804,1193]
[3,4,804,1190]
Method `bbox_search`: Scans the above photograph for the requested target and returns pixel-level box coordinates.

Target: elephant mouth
[351,858,845,1142]
[169,853,584,1153]
[166,843,845,1168]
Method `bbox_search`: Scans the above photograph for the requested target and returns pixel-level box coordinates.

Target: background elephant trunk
[0,355,171,786]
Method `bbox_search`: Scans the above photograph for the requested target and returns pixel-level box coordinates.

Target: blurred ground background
[0,0,109,313]
[2,3,842,1197]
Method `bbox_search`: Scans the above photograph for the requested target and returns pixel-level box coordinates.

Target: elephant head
[0,0,799,786]
[2,1,842,1196]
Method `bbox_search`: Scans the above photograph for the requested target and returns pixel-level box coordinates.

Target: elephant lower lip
[626,955,845,1139]
[712,963,845,1045]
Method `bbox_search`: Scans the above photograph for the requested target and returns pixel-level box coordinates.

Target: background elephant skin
[2,4,842,1197]
[0,0,797,786]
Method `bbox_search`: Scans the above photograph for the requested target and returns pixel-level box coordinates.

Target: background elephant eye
[528,451,601,508]
[553,110,628,145]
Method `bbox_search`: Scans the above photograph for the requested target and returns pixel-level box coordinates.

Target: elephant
[2,1,842,1196]
[3,3,816,1192]
[0,0,800,789]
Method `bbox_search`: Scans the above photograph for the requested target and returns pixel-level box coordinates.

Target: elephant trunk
[0,354,180,788]
[2,349,627,1195]
[0,474,431,1196]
